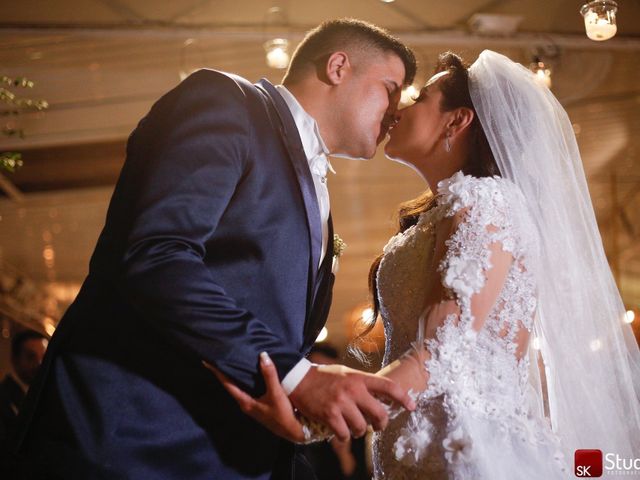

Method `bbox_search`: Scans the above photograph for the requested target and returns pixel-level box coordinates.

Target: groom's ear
[447,107,475,136]
[325,52,351,85]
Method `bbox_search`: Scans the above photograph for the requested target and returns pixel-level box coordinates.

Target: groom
[15,19,416,479]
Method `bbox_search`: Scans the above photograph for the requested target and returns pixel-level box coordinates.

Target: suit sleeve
[117,70,303,395]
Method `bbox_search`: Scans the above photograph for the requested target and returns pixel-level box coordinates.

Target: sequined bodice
[377,204,446,368]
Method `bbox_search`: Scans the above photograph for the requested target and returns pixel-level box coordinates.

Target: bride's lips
[380,117,400,137]
[377,121,392,144]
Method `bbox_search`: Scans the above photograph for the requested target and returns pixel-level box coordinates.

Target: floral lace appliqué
[374,171,567,479]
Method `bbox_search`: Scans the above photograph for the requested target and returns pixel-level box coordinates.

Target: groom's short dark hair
[283,18,416,86]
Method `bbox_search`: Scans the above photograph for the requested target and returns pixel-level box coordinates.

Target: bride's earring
[445,134,452,153]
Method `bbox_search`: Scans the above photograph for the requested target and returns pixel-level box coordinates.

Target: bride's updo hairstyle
[438,52,499,178]
[354,52,500,356]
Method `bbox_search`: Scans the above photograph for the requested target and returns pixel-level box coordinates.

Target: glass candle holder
[580,0,618,41]
[264,38,290,69]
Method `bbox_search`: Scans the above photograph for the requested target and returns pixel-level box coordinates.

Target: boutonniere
[332,234,347,274]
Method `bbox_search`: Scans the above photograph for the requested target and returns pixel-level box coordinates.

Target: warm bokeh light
[316,326,328,343]
[42,246,54,261]
[532,337,541,350]
[43,245,55,269]
[345,304,385,354]
[361,307,375,323]
[625,310,636,324]
[530,60,552,88]
[264,38,290,69]
[43,316,57,336]
[400,85,419,105]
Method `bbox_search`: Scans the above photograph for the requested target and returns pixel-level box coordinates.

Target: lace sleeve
[418,173,518,340]
[391,173,524,466]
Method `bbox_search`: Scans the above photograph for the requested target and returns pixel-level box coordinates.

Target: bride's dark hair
[353,52,500,354]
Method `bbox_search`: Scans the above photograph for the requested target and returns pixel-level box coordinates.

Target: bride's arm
[376,209,515,395]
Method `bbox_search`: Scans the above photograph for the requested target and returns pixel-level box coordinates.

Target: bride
[212,50,640,478]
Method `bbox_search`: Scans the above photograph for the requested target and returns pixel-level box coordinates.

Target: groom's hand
[289,364,415,441]
[205,354,306,443]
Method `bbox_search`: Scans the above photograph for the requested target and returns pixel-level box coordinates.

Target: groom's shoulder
[182,69,260,100]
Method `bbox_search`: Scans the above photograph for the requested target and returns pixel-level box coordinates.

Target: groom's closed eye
[384,80,402,103]
[385,80,400,93]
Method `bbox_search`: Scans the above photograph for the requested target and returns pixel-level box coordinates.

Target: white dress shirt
[274,85,334,394]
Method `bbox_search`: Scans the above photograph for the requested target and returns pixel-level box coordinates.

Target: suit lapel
[303,213,335,348]
[326,213,334,268]
[255,79,323,290]
[316,212,334,302]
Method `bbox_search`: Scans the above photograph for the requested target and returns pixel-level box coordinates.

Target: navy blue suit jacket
[16,70,335,479]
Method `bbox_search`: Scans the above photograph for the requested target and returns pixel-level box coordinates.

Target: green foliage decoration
[1,75,48,173]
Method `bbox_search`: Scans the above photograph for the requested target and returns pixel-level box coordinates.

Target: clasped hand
[205,353,415,443]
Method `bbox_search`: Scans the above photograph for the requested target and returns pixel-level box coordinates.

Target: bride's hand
[203,352,306,443]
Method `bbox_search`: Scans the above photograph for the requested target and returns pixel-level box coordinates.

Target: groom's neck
[283,80,336,152]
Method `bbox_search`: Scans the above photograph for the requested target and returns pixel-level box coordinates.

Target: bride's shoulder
[436,170,513,216]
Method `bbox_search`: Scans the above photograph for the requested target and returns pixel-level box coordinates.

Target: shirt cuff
[281,358,313,395]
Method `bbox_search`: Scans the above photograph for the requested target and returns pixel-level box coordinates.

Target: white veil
[468,50,640,458]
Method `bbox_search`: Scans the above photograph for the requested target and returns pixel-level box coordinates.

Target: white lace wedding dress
[373,171,570,479]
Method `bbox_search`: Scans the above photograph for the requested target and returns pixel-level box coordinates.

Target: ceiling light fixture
[264,38,290,70]
[263,7,290,70]
[468,13,523,36]
[580,0,618,41]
